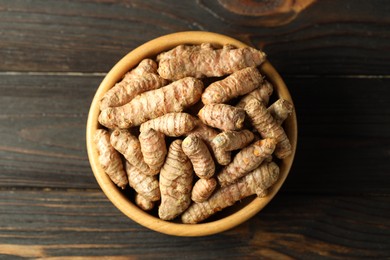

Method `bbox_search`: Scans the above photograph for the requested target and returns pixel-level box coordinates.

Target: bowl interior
[86,31,297,236]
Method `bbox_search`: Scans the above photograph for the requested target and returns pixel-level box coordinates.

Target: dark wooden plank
[0,74,101,189]
[284,76,390,194]
[0,0,389,75]
[0,74,389,193]
[0,190,388,258]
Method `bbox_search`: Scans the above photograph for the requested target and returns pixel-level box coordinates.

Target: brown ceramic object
[86,31,297,236]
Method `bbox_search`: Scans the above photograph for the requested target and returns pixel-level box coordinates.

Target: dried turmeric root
[126,58,158,77]
[110,129,157,176]
[187,120,231,165]
[139,128,167,173]
[182,135,215,179]
[217,138,277,187]
[99,59,168,109]
[159,140,194,220]
[126,162,160,202]
[135,193,155,211]
[202,67,263,104]
[94,129,128,189]
[267,98,294,125]
[140,112,196,137]
[236,80,273,108]
[182,162,280,224]
[198,104,245,131]
[212,130,254,151]
[191,178,217,203]
[157,43,266,80]
[244,98,292,159]
[99,77,203,129]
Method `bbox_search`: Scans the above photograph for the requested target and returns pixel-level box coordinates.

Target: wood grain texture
[0,190,388,258]
[0,0,389,256]
[0,74,100,189]
[0,0,389,75]
[284,76,390,194]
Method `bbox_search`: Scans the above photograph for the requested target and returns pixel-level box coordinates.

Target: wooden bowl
[86,31,297,236]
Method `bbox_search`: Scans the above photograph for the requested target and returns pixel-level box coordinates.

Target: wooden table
[1,0,389,258]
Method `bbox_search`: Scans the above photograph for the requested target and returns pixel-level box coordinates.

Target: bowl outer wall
[86,31,297,236]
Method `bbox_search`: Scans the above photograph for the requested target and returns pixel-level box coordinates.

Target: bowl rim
[86,31,297,237]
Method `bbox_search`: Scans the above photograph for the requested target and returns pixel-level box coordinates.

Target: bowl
[86,31,297,236]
